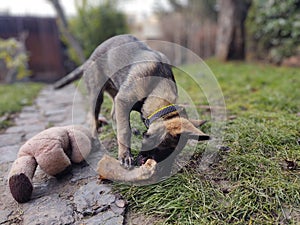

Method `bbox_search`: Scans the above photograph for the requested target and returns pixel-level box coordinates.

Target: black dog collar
[144,104,180,128]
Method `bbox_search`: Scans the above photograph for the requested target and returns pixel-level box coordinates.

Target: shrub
[0,38,30,83]
[247,0,300,63]
[69,0,128,59]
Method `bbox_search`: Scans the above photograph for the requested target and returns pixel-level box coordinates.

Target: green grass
[109,59,300,224]
[0,82,43,129]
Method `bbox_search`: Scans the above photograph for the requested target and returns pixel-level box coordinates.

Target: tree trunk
[48,0,86,64]
[215,0,251,61]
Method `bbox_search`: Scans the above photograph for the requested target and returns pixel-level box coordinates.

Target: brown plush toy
[8,125,92,203]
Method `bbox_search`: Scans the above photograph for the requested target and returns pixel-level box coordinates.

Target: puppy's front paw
[119,152,134,169]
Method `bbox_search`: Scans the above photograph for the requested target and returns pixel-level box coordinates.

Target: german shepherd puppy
[54,34,209,168]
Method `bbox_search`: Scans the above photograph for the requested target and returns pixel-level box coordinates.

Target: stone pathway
[0,85,126,225]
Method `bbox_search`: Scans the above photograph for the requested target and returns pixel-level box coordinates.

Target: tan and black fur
[54,34,209,168]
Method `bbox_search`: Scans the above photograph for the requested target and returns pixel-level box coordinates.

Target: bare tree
[47,0,86,63]
[156,0,218,61]
[215,0,251,61]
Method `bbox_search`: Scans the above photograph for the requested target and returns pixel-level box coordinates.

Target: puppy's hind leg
[91,91,104,137]
[110,101,116,123]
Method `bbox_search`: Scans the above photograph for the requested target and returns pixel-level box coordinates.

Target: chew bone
[97,154,157,183]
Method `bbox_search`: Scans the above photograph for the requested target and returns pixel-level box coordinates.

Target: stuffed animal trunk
[8,125,92,203]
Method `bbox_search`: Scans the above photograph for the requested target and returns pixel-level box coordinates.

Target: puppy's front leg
[115,95,134,168]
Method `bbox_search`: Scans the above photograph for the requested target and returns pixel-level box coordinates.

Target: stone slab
[6,124,45,134]
[22,194,74,225]
[0,144,19,163]
[0,134,22,148]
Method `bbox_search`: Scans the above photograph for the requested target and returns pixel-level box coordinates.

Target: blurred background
[1,2,299,224]
[0,0,299,83]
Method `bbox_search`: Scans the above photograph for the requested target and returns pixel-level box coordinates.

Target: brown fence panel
[0,16,66,82]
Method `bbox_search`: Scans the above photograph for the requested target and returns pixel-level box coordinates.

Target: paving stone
[73,181,116,215]
[31,176,60,200]
[43,108,67,117]
[46,114,66,123]
[0,134,22,148]
[70,164,98,183]
[71,110,88,125]
[69,150,104,184]
[35,99,49,107]
[25,131,43,141]
[14,117,44,126]
[21,105,37,113]
[0,145,19,163]
[110,203,126,216]
[0,209,13,224]
[83,150,105,171]
[57,120,76,127]
[18,112,39,119]
[6,124,45,134]
[77,210,124,225]
[22,194,74,225]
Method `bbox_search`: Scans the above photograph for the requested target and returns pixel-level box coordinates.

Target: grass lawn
[104,59,300,224]
[0,82,43,130]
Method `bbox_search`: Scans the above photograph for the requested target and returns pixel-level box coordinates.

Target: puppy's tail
[8,156,37,203]
[53,63,85,89]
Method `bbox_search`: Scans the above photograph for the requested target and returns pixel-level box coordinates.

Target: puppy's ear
[165,118,210,141]
[182,125,210,141]
[189,119,207,127]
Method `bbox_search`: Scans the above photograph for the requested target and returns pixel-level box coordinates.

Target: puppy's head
[141,117,209,157]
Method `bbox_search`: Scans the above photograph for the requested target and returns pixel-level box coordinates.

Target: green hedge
[247,0,300,63]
